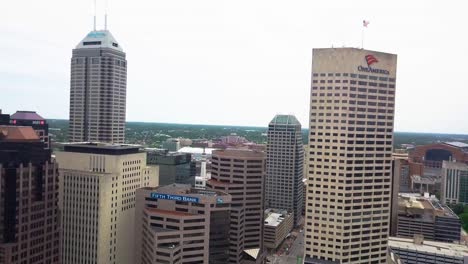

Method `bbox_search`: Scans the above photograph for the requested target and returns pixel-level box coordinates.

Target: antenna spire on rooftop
[93,0,97,31]
[104,0,108,30]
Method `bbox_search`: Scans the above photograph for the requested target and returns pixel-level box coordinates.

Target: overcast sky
[2,0,468,133]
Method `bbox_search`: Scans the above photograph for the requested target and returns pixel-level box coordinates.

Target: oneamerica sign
[357,66,389,75]
[151,193,200,203]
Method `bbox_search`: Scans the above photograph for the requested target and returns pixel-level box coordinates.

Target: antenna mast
[93,0,97,31]
[104,0,108,30]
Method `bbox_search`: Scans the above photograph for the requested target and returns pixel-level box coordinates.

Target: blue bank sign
[151,193,200,203]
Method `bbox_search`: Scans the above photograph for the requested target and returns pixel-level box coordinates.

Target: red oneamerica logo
[358,54,389,75]
[365,55,378,66]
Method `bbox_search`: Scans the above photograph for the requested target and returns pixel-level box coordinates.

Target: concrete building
[69,29,127,143]
[304,48,397,264]
[163,138,181,151]
[391,153,411,236]
[264,209,294,250]
[389,236,468,264]
[442,160,468,205]
[266,114,304,226]
[206,149,266,264]
[134,184,231,264]
[146,149,196,186]
[56,143,157,264]
[396,193,461,243]
[0,126,60,263]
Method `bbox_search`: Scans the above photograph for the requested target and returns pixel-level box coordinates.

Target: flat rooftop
[264,209,290,227]
[212,148,265,158]
[389,236,468,257]
[398,194,458,218]
[63,142,142,155]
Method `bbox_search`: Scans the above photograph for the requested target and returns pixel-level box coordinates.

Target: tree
[451,203,465,215]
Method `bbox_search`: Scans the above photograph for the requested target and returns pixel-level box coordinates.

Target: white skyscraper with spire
[68,23,127,143]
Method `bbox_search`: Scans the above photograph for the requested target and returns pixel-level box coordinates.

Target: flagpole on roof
[362,20,370,49]
[361,26,364,49]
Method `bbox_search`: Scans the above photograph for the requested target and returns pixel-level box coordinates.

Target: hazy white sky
[2,0,468,133]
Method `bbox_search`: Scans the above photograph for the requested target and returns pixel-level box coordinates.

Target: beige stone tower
[304,48,397,264]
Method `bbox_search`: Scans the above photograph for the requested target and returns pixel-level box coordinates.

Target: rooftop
[10,111,45,121]
[264,209,290,227]
[445,142,468,148]
[212,148,266,158]
[0,126,40,142]
[178,146,216,155]
[398,193,458,218]
[63,142,142,155]
[269,114,301,126]
[75,30,123,52]
[389,236,468,257]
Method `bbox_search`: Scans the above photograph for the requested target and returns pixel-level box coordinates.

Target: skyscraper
[0,126,60,263]
[266,114,304,226]
[69,29,127,143]
[206,149,266,264]
[55,143,157,264]
[304,48,397,264]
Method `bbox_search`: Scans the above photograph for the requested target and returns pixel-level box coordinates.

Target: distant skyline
[2,0,468,134]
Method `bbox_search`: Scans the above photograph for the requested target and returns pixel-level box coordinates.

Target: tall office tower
[134,184,231,264]
[442,160,468,205]
[0,126,60,263]
[206,149,266,264]
[69,29,127,143]
[55,143,158,264]
[266,114,304,226]
[304,48,397,264]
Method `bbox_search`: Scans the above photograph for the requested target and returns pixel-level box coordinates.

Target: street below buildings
[267,229,304,264]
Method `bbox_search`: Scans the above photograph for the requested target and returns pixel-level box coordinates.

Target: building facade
[390,153,410,236]
[69,30,127,143]
[304,48,397,264]
[266,114,304,226]
[146,149,196,186]
[442,160,468,205]
[134,184,231,264]
[396,194,461,243]
[263,209,294,250]
[0,126,60,263]
[56,143,157,264]
[206,149,266,264]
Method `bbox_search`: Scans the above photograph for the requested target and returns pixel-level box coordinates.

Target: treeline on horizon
[47,119,468,149]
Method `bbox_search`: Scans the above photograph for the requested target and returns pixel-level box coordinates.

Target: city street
[267,230,304,264]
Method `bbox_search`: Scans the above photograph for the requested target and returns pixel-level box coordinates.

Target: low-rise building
[397,193,461,243]
[263,209,293,250]
[389,236,468,264]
